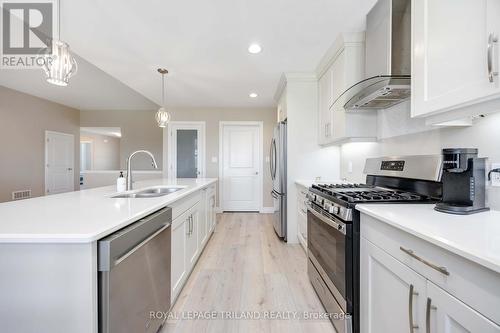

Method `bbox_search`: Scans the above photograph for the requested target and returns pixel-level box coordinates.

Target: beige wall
[0,85,80,203]
[80,131,121,170]
[165,108,276,208]
[80,110,163,170]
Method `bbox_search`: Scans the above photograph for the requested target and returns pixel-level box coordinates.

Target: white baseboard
[215,207,274,214]
[259,207,274,214]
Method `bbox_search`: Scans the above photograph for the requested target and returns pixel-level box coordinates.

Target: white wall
[339,105,500,210]
[285,75,341,243]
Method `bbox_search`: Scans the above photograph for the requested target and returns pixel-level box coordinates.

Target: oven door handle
[306,203,346,235]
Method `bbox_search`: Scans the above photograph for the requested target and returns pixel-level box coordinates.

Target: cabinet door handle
[189,215,193,235]
[425,298,437,333]
[400,247,450,276]
[408,284,419,332]
[488,33,498,83]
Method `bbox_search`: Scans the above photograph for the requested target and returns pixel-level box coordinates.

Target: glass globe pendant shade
[156,107,171,128]
[43,40,78,86]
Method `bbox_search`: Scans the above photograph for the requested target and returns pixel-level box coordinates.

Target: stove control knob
[329,205,340,214]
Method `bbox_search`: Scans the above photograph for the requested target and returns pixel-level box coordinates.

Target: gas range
[306,155,443,333]
[307,183,435,222]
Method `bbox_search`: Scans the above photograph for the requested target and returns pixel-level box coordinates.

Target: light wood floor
[161,213,336,333]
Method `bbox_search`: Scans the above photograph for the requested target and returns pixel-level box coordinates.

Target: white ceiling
[0,55,158,110]
[2,0,377,109]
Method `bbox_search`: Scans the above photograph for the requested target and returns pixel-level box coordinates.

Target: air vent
[12,189,31,201]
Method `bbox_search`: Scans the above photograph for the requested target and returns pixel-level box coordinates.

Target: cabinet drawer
[170,192,201,221]
[361,213,500,325]
[297,185,308,198]
[206,184,216,196]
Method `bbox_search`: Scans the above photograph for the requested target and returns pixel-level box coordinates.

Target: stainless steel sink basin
[111,186,185,198]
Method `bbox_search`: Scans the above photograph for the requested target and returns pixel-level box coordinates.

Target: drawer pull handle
[400,247,450,276]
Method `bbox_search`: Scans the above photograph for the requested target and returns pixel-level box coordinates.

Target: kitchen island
[0,178,217,333]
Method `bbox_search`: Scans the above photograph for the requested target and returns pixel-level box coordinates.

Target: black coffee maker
[435,148,489,215]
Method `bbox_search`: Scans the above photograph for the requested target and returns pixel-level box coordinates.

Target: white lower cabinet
[361,238,426,333]
[170,185,217,304]
[361,215,500,332]
[185,201,200,271]
[207,186,216,232]
[426,281,500,333]
[199,189,209,246]
[171,210,189,300]
[296,184,308,251]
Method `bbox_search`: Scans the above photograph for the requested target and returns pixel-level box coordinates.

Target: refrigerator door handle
[271,139,277,180]
[269,139,275,180]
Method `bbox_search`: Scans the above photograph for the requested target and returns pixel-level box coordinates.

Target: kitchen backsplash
[340,110,500,210]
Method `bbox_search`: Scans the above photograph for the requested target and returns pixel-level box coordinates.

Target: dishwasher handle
[114,223,169,266]
[98,207,172,272]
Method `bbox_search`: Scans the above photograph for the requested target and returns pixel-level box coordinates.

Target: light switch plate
[491,163,500,187]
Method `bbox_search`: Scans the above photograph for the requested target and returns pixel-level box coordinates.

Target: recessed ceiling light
[248,43,262,54]
[249,92,258,98]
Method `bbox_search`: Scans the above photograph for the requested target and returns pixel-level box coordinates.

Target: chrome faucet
[126,150,158,191]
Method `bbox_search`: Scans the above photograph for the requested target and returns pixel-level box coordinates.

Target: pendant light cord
[58,0,61,40]
[161,74,165,107]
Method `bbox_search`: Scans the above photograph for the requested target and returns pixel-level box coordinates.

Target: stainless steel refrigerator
[270,121,287,241]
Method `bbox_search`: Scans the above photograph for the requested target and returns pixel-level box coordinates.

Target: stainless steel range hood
[341,0,411,110]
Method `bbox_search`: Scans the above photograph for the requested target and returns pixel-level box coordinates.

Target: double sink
[111,185,186,198]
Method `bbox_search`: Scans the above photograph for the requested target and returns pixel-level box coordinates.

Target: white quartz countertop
[356,204,500,274]
[0,178,217,243]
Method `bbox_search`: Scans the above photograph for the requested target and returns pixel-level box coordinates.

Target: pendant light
[156,68,171,128]
[43,0,77,86]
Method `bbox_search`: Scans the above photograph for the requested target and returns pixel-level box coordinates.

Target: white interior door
[220,122,262,211]
[167,122,205,178]
[45,131,74,195]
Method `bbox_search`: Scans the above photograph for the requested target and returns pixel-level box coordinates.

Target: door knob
[255,171,259,175]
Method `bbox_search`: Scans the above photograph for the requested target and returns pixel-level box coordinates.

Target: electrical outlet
[490,163,500,187]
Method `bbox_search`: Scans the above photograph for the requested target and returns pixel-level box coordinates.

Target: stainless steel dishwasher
[98,207,171,333]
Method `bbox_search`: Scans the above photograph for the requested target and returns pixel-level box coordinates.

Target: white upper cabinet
[412,0,500,120]
[318,67,333,144]
[317,33,377,145]
[277,88,287,122]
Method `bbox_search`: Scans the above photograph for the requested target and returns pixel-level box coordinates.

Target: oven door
[307,203,348,311]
